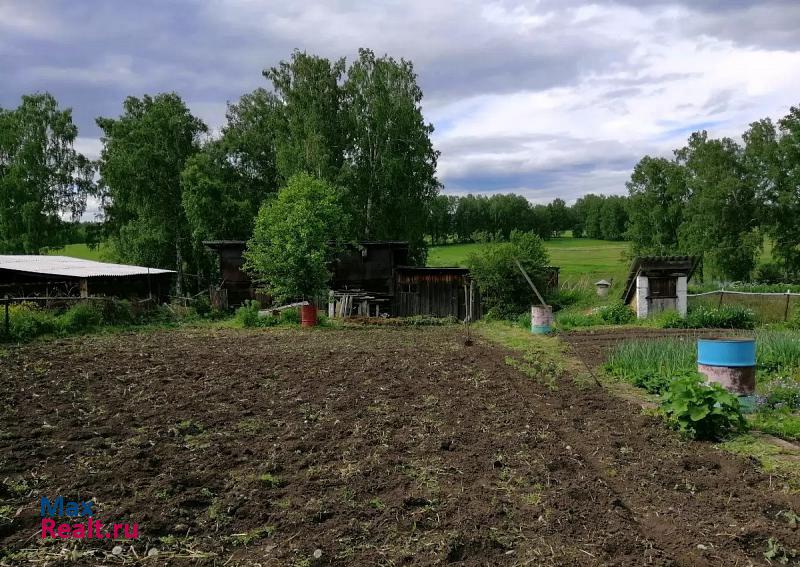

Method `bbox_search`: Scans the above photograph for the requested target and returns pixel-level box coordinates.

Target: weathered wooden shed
[393,267,481,320]
[622,256,700,318]
[203,241,254,307]
[0,255,173,300]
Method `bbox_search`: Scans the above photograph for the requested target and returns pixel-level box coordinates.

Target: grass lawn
[43,243,111,261]
[428,237,632,287]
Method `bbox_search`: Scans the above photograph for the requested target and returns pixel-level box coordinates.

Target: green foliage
[572,194,628,241]
[0,93,94,253]
[758,331,800,372]
[58,303,103,333]
[96,93,208,292]
[342,48,440,258]
[235,300,261,328]
[6,304,59,341]
[467,230,550,319]
[790,309,800,331]
[660,372,747,440]
[597,301,634,324]
[244,173,349,303]
[685,305,756,329]
[516,311,532,331]
[604,339,696,385]
[750,411,800,441]
[649,309,686,328]
[555,310,603,330]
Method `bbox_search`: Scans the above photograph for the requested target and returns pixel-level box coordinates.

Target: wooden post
[3,296,9,337]
[79,278,89,299]
[718,290,724,308]
[785,290,792,322]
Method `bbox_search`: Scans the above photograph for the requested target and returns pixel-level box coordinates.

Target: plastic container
[531,305,553,334]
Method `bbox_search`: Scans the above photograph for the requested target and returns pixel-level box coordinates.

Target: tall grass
[605,338,697,382]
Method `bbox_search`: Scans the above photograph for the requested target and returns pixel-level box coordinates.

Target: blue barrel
[697,337,756,367]
[697,337,756,396]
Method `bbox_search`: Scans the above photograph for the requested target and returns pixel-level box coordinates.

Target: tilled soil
[1,326,799,566]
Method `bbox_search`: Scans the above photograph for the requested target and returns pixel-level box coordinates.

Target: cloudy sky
[2,0,800,208]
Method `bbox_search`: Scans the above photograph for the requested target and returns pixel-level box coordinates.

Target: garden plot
[2,326,800,565]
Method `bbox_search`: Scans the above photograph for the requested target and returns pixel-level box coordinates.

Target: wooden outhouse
[621,256,700,318]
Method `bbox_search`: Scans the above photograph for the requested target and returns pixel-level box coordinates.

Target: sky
[2,0,800,213]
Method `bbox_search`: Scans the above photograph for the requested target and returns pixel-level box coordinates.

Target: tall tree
[244,173,349,302]
[546,198,569,236]
[341,48,440,258]
[675,131,760,281]
[746,110,800,277]
[97,93,207,294]
[0,93,93,253]
[264,51,345,183]
[182,88,281,243]
[625,157,688,255]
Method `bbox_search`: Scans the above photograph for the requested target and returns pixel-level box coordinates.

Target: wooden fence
[688,289,800,323]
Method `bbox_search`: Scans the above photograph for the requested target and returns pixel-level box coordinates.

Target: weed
[259,473,285,488]
[764,537,798,564]
[230,524,275,546]
[368,497,386,510]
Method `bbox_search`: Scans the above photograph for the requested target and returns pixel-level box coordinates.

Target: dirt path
[1,327,798,565]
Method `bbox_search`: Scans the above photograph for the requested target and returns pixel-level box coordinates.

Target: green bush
[651,310,686,328]
[58,303,103,333]
[468,230,550,319]
[598,302,635,324]
[235,300,261,328]
[100,299,137,326]
[279,308,300,324]
[6,304,58,341]
[685,305,756,329]
[556,310,603,329]
[789,310,800,331]
[660,372,747,440]
[516,311,532,330]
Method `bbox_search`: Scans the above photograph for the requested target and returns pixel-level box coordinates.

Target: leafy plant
[235,300,261,328]
[597,301,634,324]
[757,376,800,411]
[659,372,747,440]
[684,305,756,329]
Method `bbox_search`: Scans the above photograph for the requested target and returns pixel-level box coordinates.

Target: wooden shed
[393,267,481,320]
[203,241,254,307]
[0,255,173,301]
[622,256,700,318]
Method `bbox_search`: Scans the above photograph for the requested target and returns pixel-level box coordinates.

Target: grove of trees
[627,105,800,282]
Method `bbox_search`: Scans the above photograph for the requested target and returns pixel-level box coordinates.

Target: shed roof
[0,255,174,279]
[621,255,699,303]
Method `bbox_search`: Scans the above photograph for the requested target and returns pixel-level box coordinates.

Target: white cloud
[3,0,800,203]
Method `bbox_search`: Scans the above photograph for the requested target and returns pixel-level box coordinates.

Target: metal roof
[0,255,175,278]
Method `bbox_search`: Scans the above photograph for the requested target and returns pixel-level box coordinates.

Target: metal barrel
[697,337,756,395]
[300,304,318,327]
[531,305,553,335]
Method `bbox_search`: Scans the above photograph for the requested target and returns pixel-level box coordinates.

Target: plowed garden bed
[1,326,799,565]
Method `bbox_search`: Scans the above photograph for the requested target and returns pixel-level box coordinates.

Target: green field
[428,237,632,289]
[44,243,110,261]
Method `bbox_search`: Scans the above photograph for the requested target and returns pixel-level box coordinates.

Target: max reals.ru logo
[40,497,139,540]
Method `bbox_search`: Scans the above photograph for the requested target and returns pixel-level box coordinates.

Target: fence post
[786,290,792,322]
[3,295,9,337]
[718,290,724,308]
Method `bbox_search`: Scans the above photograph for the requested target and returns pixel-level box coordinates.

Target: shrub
[685,305,756,329]
[58,303,103,333]
[556,310,602,329]
[468,230,550,319]
[516,311,532,330]
[598,302,635,325]
[659,372,747,440]
[547,288,592,311]
[6,303,58,341]
[279,308,300,324]
[754,262,785,284]
[100,299,136,326]
[651,310,686,329]
[235,300,261,328]
[790,310,800,331]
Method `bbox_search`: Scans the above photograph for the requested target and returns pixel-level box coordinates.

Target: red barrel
[300,304,317,327]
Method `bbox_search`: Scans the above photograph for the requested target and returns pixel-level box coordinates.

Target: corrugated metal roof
[0,255,175,278]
